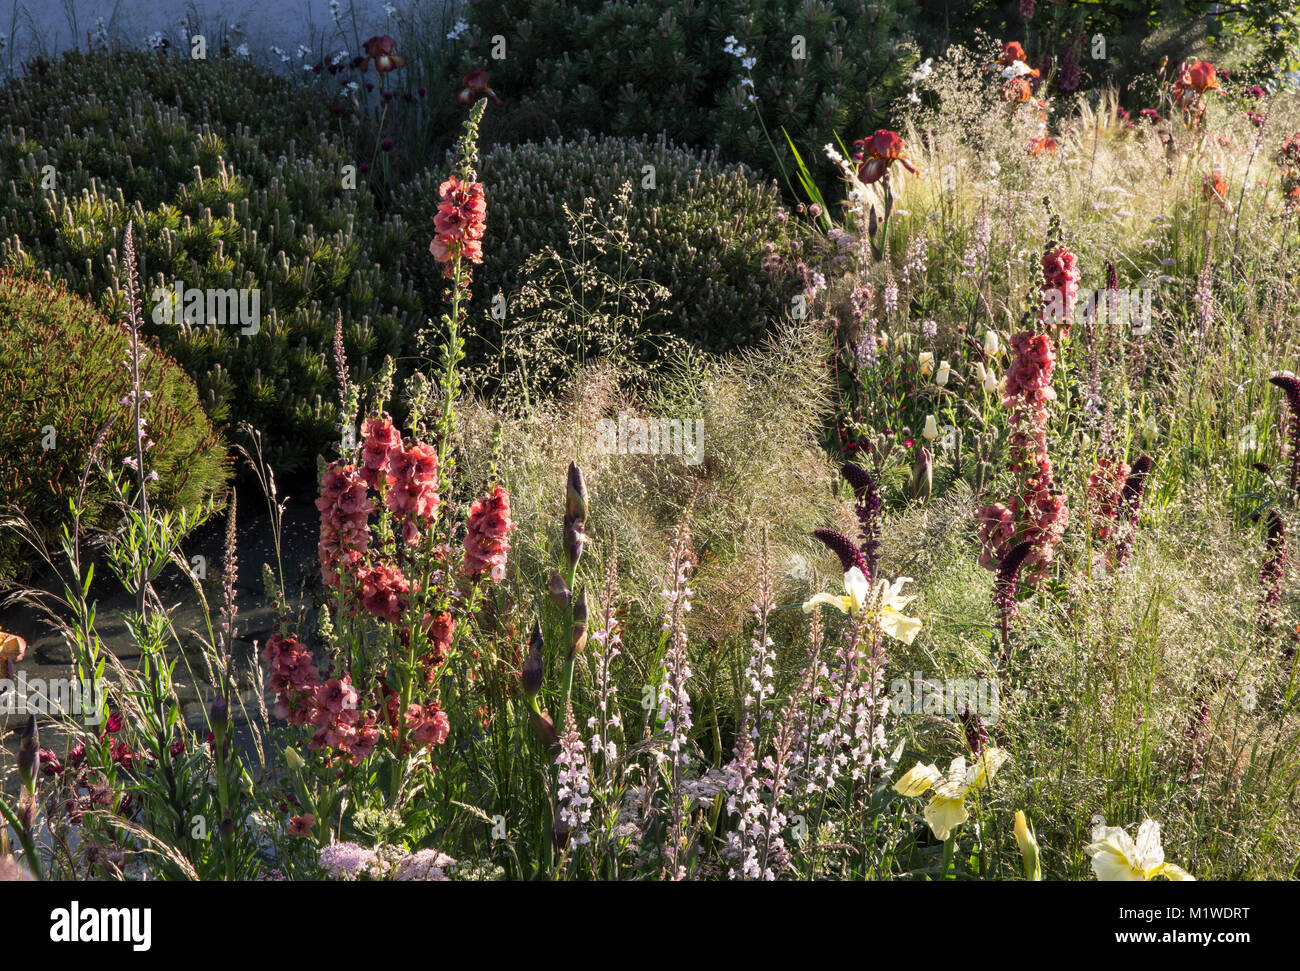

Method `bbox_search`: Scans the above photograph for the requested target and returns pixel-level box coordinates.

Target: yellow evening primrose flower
[893,748,1010,841]
[1085,820,1194,881]
[801,568,922,644]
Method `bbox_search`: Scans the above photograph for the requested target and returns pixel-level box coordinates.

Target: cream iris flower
[1085,820,1194,881]
[802,567,922,644]
[894,748,1009,840]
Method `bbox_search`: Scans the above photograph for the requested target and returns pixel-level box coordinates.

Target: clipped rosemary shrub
[447,0,912,181]
[397,133,799,359]
[0,272,229,584]
[0,50,422,474]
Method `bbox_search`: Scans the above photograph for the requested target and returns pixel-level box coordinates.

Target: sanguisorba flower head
[802,567,923,644]
[463,484,515,582]
[1085,819,1195,881]
[430,176,487,273]
[894,748,1010,840]
[852,130,919,185]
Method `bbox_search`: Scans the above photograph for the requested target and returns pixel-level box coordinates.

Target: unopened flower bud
[565,462,588,525]
[522,621,545,699]
[570,588,588,659]
[548,570,572,607]
[1014,810,1041,881]
[18,715,38,792]
[530,709,559,752]
[563,516,586,570]
[910,446,933,503]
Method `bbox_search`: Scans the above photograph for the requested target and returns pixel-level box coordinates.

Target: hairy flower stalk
[1269,372,1300,491]
[975,246,1071,583]
[1087,455,1131,571]
[657,519,696,879]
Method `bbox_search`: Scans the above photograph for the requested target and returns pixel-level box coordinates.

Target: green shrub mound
[0,273,229,584]
[449,0,911,181]
[397,133,798,356]
[0,50,423,474]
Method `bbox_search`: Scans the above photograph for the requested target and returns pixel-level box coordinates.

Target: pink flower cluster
[262,633,322,726]
[360,415,401,487]
[261,634,380,766]
[317,463,372,588]
[976,330,1069,580]
[1039,246,1081,337]
[357,563,412,624]
[386,443,440,545]
[463,485,515,583]
[308,676,382,765]
[429,176,487,273]
[404,702,450,749]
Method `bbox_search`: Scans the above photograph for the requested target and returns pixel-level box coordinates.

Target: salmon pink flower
[360,415,402,489]
[430,176,487,274]
[463,485,515,582]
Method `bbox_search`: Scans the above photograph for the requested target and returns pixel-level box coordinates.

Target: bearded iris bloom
[802,567,923,644]
[1085,819,1194,881]
[894,748,1010,840]
[361,35,406,73]
[852,130,919,185]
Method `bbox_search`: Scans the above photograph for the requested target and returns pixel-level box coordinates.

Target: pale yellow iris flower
[802,567,922,645]
[1085,820,1194,881]
[894,748,1010,840]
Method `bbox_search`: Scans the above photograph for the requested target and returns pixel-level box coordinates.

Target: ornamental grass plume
[1269,371,1300,491]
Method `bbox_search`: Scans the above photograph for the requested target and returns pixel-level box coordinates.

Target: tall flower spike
[1269,372,1300,490]
[994,540,1035,664]
[840,462,882,580]
[812,528,868,576]
[1114,454,1154,568]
